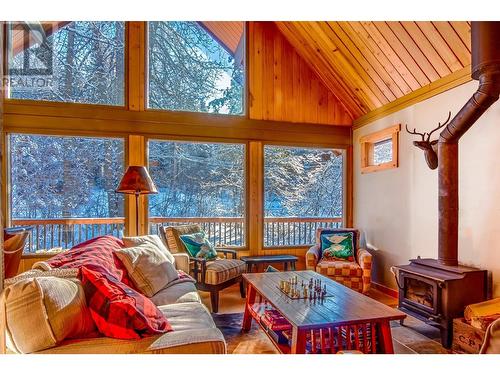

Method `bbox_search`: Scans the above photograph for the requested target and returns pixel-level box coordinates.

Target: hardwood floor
[200,284,449,354]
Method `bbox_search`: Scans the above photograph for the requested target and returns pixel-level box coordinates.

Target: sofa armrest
[306,245,321,270]
[357,248,372,293]
[36,328,226,354]
[172,253,190,274]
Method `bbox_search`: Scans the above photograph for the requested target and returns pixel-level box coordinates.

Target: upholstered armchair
[158,224,246,313]
[306,228,372,294]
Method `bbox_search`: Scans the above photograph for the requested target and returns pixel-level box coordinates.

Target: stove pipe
[438,21,500,266]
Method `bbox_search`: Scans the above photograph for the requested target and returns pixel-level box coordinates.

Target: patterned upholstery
[159,224,244,286]
[160,225,202,254]
[204,259,246,285]
[306,228,372,294]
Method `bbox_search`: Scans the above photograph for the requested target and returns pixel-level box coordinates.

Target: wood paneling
[249,22,353,126]
[274,21,472,121]
[200,21,244,55]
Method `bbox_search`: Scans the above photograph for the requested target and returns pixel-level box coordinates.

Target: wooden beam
[353,66,472,129]
[248,141,263,256]
[127,22,146,111]
[3,100,352,148]
[125,135,146,236]
[0,20,6,355]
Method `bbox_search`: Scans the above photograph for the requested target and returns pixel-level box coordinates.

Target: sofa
[1,236,226,354]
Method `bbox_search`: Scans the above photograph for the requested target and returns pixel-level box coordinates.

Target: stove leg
[440,320,453,349]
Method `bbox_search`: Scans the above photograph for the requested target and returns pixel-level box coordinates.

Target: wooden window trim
[360,124,400,174]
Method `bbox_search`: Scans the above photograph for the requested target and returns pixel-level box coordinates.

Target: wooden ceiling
[200,21,244,55]
[275,21,472,119]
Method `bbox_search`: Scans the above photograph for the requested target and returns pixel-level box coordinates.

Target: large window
[148,21,245,115]
[9,134,125,252]
[6,21,125,105]
[148,140,246,247]
[264,145,344,247]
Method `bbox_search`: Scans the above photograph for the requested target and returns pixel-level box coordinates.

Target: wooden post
[0,20,6,355]
[248,141,263,255]
[125,135,146,236]
[124,22,147,237]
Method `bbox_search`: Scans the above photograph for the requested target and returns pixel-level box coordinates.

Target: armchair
[158,224,246,313]
[306,228,372,294]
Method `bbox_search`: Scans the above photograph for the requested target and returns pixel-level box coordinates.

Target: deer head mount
[405,112,452,170]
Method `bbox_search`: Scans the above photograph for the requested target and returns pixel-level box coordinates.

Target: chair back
[315,227,360,261]
[3,231,30,278]
[158,224,202,254]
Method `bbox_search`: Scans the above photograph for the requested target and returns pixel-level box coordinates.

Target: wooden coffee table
[242,270,406,354]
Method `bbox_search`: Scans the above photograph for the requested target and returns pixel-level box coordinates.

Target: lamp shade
[116,166,158,195]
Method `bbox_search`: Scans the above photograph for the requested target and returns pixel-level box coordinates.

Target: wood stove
[393,258,487,348]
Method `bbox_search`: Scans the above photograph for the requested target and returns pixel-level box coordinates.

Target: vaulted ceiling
[274,21,471,119]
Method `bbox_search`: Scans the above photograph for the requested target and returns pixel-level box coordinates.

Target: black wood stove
[392,258,487,348]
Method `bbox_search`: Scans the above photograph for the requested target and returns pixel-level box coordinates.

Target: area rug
[212,312,449,354]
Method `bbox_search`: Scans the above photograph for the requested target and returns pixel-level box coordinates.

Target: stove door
[399,272,440,317]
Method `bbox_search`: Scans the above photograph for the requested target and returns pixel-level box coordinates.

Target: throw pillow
[45,235,132,285]
[4,276,97,353]
[122,234,175,264]
[320,232,355,261]
[81,267,172,340]
[114,245,179,297]
[179,231,218,260]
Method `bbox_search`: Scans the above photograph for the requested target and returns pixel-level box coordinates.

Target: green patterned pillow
[320,232,354,261]
[179,231,218,260]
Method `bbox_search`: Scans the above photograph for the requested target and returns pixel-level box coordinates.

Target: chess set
[277,276,332,301]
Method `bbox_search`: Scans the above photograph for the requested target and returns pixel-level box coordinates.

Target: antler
[426,111,452,141]
[405,124,425,141]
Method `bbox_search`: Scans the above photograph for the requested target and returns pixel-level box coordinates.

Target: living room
[1,0,499,373]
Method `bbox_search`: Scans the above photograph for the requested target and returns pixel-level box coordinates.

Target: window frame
[261,141,347,249]
[145,21,247,118]
[6,130,128,253]
[3,21,128,108]
[359,124,400,174]
[145,135,249,250]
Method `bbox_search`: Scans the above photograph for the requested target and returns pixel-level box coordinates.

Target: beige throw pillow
[123,234,175,264]
[3,276,96,353]
[115,244,179,297]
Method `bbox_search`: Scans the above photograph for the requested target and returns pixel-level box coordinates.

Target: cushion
[114,245,179,297]
[81,267,172,340]
[45,235,131,285]
[122,235,175,264]
[3,276,97,353]
[204,259,246,285]
[179,231,218,260]
[150,282,201,305]
[320,232,355,261]
[160,224,202,254]
[4,268,79,286]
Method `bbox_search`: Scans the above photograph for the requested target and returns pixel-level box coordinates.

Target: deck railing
[12,216,344,253]
[11,218,125,254]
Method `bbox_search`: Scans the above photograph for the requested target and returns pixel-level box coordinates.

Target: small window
[360,124,400,174]
[147,21,245,115]
[6,21,125,106]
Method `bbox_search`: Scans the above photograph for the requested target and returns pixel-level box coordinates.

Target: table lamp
[116,166,158,235]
